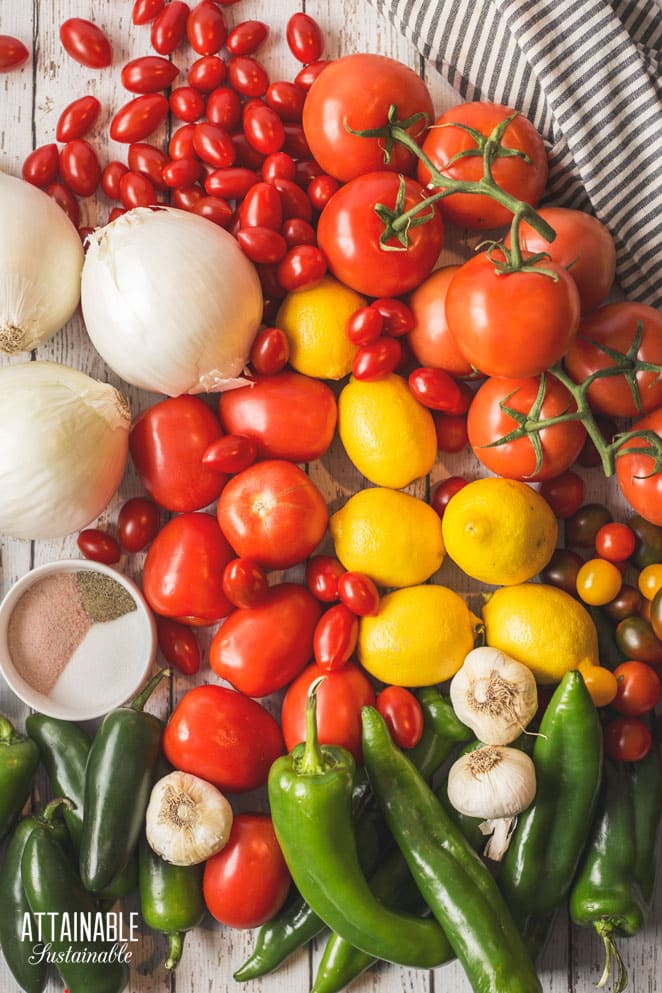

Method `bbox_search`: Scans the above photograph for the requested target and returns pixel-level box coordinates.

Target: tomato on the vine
[604,716,652,762]
[616,409,662,526]
[612,661,661,717]
[376,686,424,749]
[407,265,477,378]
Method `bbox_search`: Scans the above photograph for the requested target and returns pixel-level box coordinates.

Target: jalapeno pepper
[80,668,169,892]
[267,683,452,969]
[361,705,542,993]
[629,729,662,910]
[0,714,39,841]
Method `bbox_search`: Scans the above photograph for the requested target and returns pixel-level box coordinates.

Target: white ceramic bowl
[0,559,157,721]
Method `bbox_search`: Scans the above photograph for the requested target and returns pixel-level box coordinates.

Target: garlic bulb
[146,771,233,866]
[81,207,263,396]
[0,172,84,354]
[450,646,538,745]
[447,745,536,820]
[0,361,129,540]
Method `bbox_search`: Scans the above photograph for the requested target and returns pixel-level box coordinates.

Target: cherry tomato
[22,144,59,188]
[201,435,257,475]
[110,94,169,143]
[221,557,268,610]
[604,716,652,762]
[236,182,281,230]
[638,564,662,601]
[306,557,345,604]
[302,54,433,182]
[616,409,662,526]
[262,151,296,183]
[171,184,204,210]
[56,95,101,143]
[187,1,227,55]
[616,617,662,666]
[162,157,202,189]
[294,61,330,90]
[168,124,195,160]
[170,86,205,123]
[266,81,306,122]
[211,582,321,696]
[243,101,285,156]
[203,814,291,928]
[370,298,415,338]
[286,12,324,63]
[575,558,622,607]
[205,166,257,199]
[119,171,157,209]
[127,142,169,190]
[337,572,380,617]
[151,1,190,55]
[132,0,165,25]
[537,471,585,521]
[566,503,612,548]
[232,132,267,170]
[206,86,242,129]
[434,413,469,453]
[46,182,80,227]
[418,102,547,228]
[282,662,376,762]
[540,548,585,596]
[318,173,443,298]
[249,327,289,375]
[301,174,335,212]
[236,225,285,264]
[108,206,127,223]
[100,161,128,201]
[0,35,29,71]
[313,604,358,672]
[430,477,469,519]
[376,686,424,749]
[163,684,284,790]
[59,140,100,198]
[192,196,233,227]
[346,307,383,346]
[593,522,636,564]
[578,664,618,708]
[352,339,402,381]
[130,395,225,512]
[227,20,268,56]
[156,617,201,675]
[120,56,179,95]
[227,56,269,97]
[189,123,233,168]
[117,496,161,553]
[408,367,462,412]
[77,529,121,565]
[276,245,327,292]
[604,584,643,622]
[188,55,226,91]
[59,19,112,69]
[612,661,661,717]
[217,460,328,571]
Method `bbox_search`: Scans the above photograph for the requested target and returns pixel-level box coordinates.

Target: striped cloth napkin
[367,0,662,308]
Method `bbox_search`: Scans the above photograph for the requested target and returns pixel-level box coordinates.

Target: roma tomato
[376,686,424,749]
[564,302,662,417]
[616,409,662,525]
[156,617,201,675]
[210,582,322,696]
[59,19,112,69]
[218,371,337,462]
[407,265,477,377]
[56,95,101,141]
[604,716,652,762]
[142,512,235,624]
[216,460,329,570]
[302,53,433,183]
[281,662,376,762]
[418,102,547,229]
[318,173,444,298]
[221,557,268,609]
[337,572,380,617]
[612,661,661,717]
[467,374,586,481]
[446,252,581,378]
[109,94,169,143]
[187,1,227,55]
[163,684,284,791]
[203,814,291,929]
[0,35,29,71]
[22,144,59,188]
[121,56,179,93]
[59,140,101,197]
[77,529,121,565]
[117,496,161,552]
[306,556,345,603]
[314,604,359,672]
[129,395,225,512]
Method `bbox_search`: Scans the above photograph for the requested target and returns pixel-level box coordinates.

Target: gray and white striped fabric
[367,0,662,308]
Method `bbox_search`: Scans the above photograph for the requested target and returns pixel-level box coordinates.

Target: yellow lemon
[358,585,477,686]
[338,374,437,489]
[482,583,599,684]
[275,276,364,380]
[330,487,445,588]
[441,477,557,586]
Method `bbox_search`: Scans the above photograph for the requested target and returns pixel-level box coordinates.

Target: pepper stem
[299,676,326,775]
[595,921,628,993]
[130,668,171,712]
[0,715,19,744]
[42,797,75,822]
[165,931,184,970]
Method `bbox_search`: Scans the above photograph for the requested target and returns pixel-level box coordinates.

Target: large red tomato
[142,512,234,624]
[217,460,328,570]
[564,302,662,418]
[302,53,433,183]
[281,662,376,762]
[616,409,662,525]
[467,374,586,481]
[317,172,444,298]
[163,685,284,792]
[512,207,616,315]
[218,371,337,462]
[209,583,322,696]
[130,396,225,512]
[445,251,581,378]
[203,814,291,929]
[407,265,477,378]
[417,102,548,229]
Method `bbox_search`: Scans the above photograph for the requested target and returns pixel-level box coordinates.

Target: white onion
[80,207,263,396]
[0,361,130,540]
[0,172,84,354]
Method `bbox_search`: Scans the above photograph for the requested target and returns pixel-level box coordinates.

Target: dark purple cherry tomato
[376,686,424,749]
[249,327,290,375]
[305,556,345,603]
[227,20,268,55]
[371,298,415,337]
[604,716,652,762]
[187,1,227,55]
[202,435,258,474]
[169,123,197,160]
[192,196,233,227]
[193,122,235,167]
[128,142,169,190]
[346,307,384,346]
[206,86,242,129]
[156,617,201,675]
[119,171,158,209]
[237,226,287,264]
[222,557,269,609]
[566,503,612,548]
[604,584,643,622]
[205,166,258,199]
[615,617,662,666]
[56,96,101,142]
[337,572,380,617]
[22,144,59,188]
[0,35,29,71]
[60,19,112,69]
[434,413,469,453]
[121,55,179,94]
[540,548,585,596]
[277,245,326,291]
[266,81,306,122]
[170,85,206,123]
[294,60,330,90]
[408,367,462,412]
[539,470,586,520]
[227,56,269,97]
[243,101,285,155]
[46,182,80,227]
[151,1,190,55]
[132,0,165,25]
[59,140,100,198]
[118,496,161,552]
[286,12,324,63]
[239,181,283,230]
[110,94,169,143]
[314,604,358,672]
[188,55,226,91]
[77,528,121,564]
[162,157,202,189]
[352,338,402,381]
[281,217,317,248]
[430,477,469,519]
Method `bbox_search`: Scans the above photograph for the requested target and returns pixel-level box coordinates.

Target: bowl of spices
[0,560,157,720]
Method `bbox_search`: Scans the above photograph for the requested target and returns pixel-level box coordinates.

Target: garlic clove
[146,770,233,866]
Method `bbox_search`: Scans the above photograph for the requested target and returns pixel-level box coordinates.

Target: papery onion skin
[80,207,263,397]
[0,172,84,354]
[0,361,130,540]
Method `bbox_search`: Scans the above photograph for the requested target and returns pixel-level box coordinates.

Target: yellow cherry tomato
[578,662,618,708]
[637,563,662,601]
[576,558,623,606]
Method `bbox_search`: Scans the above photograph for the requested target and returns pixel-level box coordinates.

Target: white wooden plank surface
[0,1,660,993]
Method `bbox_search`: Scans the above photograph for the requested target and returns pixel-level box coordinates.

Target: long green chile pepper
[629,730,662,910]
[362,706,542,993]
[0,800,69,993]
[0,714,39,841]
[80,668,169,892]
[267,684,452,969]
